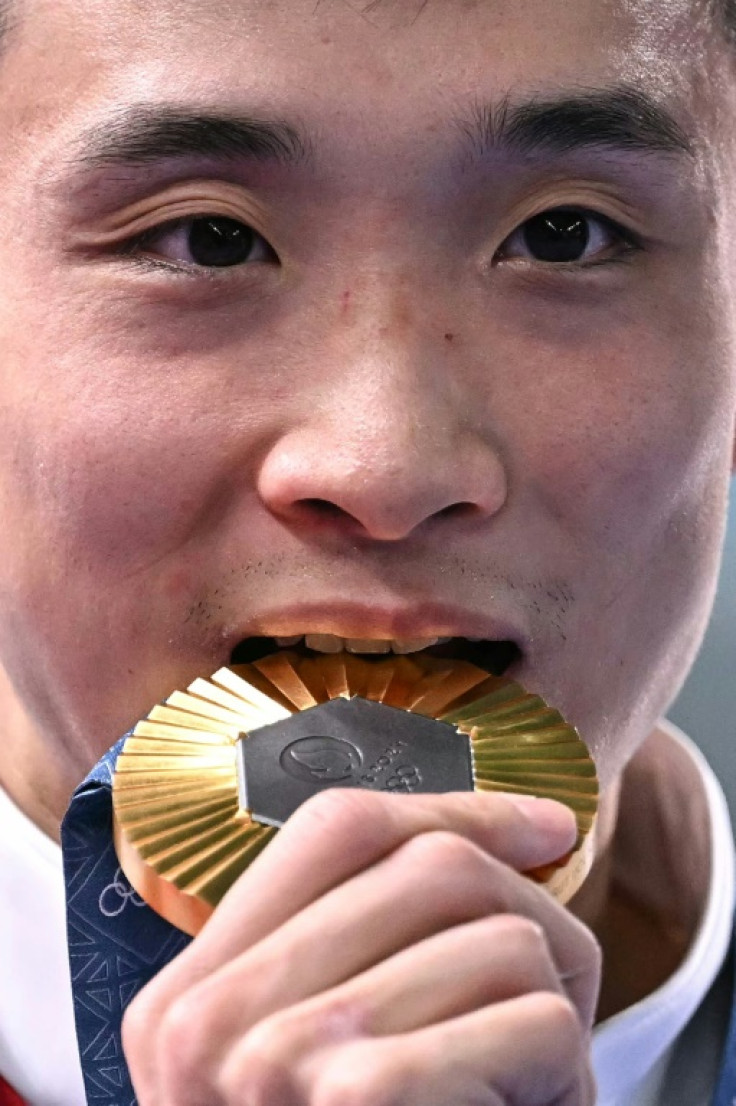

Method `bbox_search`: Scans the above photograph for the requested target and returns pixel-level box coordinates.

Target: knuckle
[498,913,549,959]
[219,1015,298,1106]
[158,992,203,1057]
[400,828,485,874]
[315,1049,400,1106]
[123,988,221,1105]
[532,991,585,1050]
[219,1051,291,1106]
[240,1011,302,1073]
[155,991,218,1089]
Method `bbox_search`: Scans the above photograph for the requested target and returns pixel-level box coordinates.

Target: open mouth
[230,635,521,677]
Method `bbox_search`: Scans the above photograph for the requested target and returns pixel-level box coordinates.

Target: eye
[496,207,639,267]
[125,215,276,269]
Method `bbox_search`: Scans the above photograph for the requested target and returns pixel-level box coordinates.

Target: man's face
[0,0,733,808]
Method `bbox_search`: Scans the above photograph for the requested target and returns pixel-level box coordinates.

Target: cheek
[490,315,734,784]
[529,329,731,671]
[0,408,211,580]
[513,327,728,558]
[0,334,268,587]
[0,353,264,727]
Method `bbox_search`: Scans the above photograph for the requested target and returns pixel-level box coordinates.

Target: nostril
[289,498,365,535]
[434,501,484,521]
[300,499,348,520]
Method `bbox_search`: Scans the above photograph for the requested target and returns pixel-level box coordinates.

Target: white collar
[592,720,735,1106]
[0,784,86,1105]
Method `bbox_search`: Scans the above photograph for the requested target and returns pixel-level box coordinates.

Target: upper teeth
[274,634,449,655]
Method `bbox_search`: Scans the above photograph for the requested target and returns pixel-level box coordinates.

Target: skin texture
[0,0,734,1102]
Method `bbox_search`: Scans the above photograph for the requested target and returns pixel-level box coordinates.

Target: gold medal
[112,651,598,935]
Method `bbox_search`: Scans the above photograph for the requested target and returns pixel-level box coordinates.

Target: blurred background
[670,482,736,817]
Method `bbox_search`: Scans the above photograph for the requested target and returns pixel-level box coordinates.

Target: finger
[190,788,576,962]
[158,831,598,1039]
[220,992,595,1106]
[125,839,599,1105]
[215,913,567,1069]
[247,832,598,1028]
[321,914,568,1035]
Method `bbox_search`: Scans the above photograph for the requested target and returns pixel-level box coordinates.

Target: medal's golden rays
[112,651,599,936]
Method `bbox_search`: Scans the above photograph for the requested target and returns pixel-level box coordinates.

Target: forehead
[2,0,720,137]
[44,0,703,57]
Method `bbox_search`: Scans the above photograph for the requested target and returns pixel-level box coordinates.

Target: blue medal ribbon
[61,737,190,1105]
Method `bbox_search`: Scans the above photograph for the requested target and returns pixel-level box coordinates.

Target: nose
[257,328,508,543]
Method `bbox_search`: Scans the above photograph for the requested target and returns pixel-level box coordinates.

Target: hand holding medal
[112,649,598,935]
[115,648,601,1106]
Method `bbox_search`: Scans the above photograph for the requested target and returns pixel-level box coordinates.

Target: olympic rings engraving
[99,867,146,917]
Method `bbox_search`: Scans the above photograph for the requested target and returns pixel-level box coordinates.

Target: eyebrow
[63,84,693,186]
[458,85,694,160]
[70,105,310,173]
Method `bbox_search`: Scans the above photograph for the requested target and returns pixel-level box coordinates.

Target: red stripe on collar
[0,1077,26,1106]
